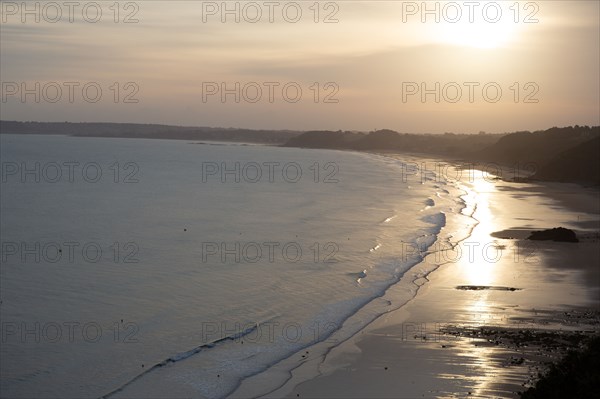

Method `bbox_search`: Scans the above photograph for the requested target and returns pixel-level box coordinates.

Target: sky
[1,0,599,133]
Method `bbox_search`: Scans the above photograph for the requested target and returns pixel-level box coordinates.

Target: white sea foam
[0,134,465,399]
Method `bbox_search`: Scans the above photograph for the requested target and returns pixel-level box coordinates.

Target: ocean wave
[382,215,397,223]
[369,243,382,252]
[101,319,275,399]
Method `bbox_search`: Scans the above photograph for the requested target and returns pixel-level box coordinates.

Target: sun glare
[437,20,519,49]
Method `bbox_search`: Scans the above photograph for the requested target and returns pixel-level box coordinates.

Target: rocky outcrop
[527,227,579,243]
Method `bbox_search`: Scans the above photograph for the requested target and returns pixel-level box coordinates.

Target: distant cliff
[283,126,600,186]
[0,121,301,144]
[471,126,599,165]
[284,129,501,157]
[533,136,600,185]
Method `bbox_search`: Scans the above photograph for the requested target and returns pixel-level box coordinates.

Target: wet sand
[233,161,600,398]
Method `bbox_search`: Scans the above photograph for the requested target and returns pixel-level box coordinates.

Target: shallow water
[0,134,465,398]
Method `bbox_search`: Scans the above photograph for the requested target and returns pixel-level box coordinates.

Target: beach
[232,159,600,399]
[1,136,598,398]
[2,136,463,399]
[3,0,599,396]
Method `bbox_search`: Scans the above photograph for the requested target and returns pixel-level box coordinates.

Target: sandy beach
[3,1,599,396]
[232,159,600,399]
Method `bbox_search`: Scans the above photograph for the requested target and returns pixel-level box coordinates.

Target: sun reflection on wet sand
[447,173,512,396]
[437,335,529,398]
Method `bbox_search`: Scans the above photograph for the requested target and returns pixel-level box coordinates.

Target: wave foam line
[100,318,276,399]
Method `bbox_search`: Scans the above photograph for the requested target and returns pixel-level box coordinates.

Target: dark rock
[527,227,579,243]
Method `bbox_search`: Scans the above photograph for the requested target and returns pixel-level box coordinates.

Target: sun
[400,1,525,50]
[440,20,519,49]
[428,5,521,50]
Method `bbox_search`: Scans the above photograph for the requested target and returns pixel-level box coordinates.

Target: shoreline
[3,134,597,397]
[232,154,600,398]
[229,155,477,398]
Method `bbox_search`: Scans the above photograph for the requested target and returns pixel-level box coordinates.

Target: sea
[0,134,470,398]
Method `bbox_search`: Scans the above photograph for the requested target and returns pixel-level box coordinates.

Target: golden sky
[1,1,599,133]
